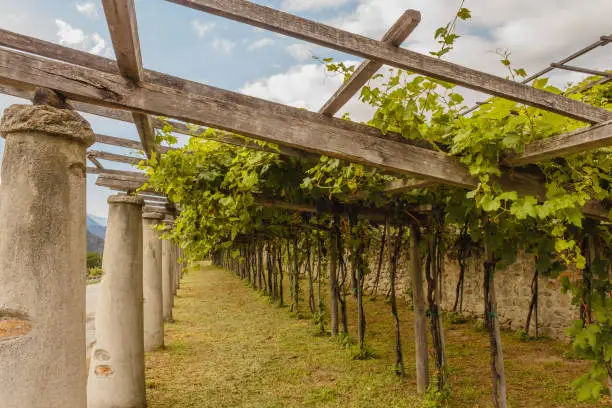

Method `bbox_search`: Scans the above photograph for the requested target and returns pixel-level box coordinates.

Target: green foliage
[141,3,611,403]
[349,343,377,360]
[423,382,451,408]
[88,267,102,281]
[87,252,102,269]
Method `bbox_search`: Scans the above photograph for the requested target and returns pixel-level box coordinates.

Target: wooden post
[329,226,339,337]
[410,224,429,393]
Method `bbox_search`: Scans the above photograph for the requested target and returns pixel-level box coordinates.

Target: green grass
[145,263,607,408]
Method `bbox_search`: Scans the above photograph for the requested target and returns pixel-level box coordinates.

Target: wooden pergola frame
[0,0,610,220]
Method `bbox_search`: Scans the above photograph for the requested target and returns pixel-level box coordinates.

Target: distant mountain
[86,214,107,253]
[87,231,105,253]
[88,214,107,227]
[87,215,107,239]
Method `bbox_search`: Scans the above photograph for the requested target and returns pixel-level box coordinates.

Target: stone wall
[364,242,578,340]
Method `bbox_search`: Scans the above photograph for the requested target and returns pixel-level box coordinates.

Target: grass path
[145,263,604,408]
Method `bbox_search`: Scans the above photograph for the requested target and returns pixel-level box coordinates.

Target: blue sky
[0,0,610,218]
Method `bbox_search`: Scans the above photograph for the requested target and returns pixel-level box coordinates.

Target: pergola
[0,1,610,407]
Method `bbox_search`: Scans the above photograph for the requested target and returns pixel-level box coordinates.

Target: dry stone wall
[364,242,578,340]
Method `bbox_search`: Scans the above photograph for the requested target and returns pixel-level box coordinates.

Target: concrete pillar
[173,242,180,293]
[142,210,164,352]
[88,195,145,408]
[0,104,94,408]
[162,217,174,322]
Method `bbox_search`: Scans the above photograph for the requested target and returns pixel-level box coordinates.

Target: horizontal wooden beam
[319,10,420,116]
[0,47,475,188]
[94,133,175,154]
[385,178,435,193]
[0,31,436,153]
[94,133,142,150]
[550,63,611,78]
[96,174,149,192]
[97,174,428,222]
[505,120,612,166]
[87,167,146,178]
[88,150,145,166]
[166,0,611,124]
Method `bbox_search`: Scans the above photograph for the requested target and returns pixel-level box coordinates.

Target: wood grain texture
[100,0,158,157]
[94,133,142,150]
[96,174,149,192]
[0,30,435,152]
[131,111,158,157]
[88,156,104,169]
[88,150,145,166]
[101,0,143,81]
[319,10,420,116]
[0,47,475,187]
[505,120,612,166]
[87,167,146,179]
[0,28,118,75]
[94,133,175,153]
[385,178,435,193]
[166,0,611,124]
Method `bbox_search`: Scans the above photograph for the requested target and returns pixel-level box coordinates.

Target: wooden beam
[87,167,146,178]
[505,120,612,166]
[0,48,475,188]
[0,28,118,75]
[94,133,142,150]
[96,174,149,192]
[165,0,611,124]
[101,0,157,158]
[88,156,104,169]
[101,0,143,81]
[88,150,145,166]
[0,31,435,152]
[319,10,420,116]
[94,132,175,154]
[385,178,435,193]
[550,63,611,78]
[96,174,425,222]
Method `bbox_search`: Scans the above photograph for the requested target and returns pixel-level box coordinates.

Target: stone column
[0,104,94,408]
[174,242,180,293]
[162,217,174,322]
[88,195,145,408]
[142,209,165,352]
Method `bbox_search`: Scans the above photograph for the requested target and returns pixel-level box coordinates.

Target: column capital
[108,194,144,206]
[0,104,95,147]
[142,211,165,221]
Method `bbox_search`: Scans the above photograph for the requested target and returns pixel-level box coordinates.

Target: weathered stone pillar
[142,209,165,352]
[0,104,94,408]
[162,217,174,321]
[173,242,180,293]
[88,195,145,408]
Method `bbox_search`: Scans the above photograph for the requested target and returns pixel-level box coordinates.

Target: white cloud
[55,19,108,56]
[326,0,612,89]
[286,43,319,61]
[75,1,99,19]
[248,38,275,51]
[212,38,236,55]
[191,19,215,38]
[281,0,352,12]
[56,19,85,45]
[240,61,378,121]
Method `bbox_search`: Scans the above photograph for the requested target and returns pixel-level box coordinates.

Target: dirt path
[145,263,602,408]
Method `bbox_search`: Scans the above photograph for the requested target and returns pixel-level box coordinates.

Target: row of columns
[88,196,183,408]
[0,103,185,408]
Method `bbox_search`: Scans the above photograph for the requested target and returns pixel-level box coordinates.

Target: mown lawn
[145,263,607,408]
